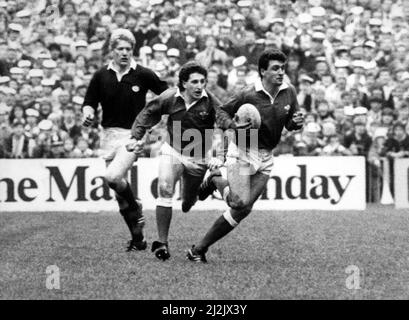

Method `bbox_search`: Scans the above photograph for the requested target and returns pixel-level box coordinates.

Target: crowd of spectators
[1,0,409,169]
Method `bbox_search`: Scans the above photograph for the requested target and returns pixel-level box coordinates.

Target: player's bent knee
[227,194,249,210]
[231,205,252,223]
[158,182,174,199]
[104,172,122,189]
[229,198,246,209]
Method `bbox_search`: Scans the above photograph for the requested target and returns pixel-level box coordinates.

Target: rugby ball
[234,103,262,129]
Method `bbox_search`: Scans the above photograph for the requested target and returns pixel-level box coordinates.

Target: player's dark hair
[178,61,207,91]
[258,49,287,79]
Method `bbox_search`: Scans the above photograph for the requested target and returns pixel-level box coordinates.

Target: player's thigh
[230,172,269,222]
[226,158,252,204]
[157,154,184,198]
[230,171,268,210]
[105,144,137,182]
[248,172,269,205]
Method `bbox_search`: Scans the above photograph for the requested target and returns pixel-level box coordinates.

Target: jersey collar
[254,78,289,103]
[107,59,137,72]
[175,88,208,110]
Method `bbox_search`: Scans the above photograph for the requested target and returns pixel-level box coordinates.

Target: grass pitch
[1,204,409,300]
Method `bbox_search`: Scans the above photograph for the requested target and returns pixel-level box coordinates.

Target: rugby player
[82,29,168,252]
[127,61,227,261]
[187,49,305,262]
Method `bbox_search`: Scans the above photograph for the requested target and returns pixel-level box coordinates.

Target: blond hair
[109,28,135,50]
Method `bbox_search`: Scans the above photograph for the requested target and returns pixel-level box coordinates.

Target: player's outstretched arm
[130,96,164,141]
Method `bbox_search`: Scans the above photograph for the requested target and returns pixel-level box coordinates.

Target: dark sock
[116,182,142,219]
[115,182,144,241]
[156,206,172,244]
[115,193,133,234]
[195,215,234,253]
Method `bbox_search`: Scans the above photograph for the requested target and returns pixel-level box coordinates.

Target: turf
[1,204,409,300]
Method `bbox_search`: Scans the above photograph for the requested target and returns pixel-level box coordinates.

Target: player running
[186,49,305,263]
[127,61,229,261]
[82,29,168,252]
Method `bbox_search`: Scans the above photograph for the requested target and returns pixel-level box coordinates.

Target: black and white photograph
[1,0,409,306]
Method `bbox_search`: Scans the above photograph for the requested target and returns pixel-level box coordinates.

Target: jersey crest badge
[199,111,209,120]
[132,85,140,92]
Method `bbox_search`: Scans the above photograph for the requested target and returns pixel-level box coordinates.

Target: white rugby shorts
[159,142,208,177]
[222,141,274,176]
[99,127,133,161]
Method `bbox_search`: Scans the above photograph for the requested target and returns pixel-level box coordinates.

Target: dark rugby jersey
[82,63,168,129]
[131,87,223,158]
[216,79,303,151]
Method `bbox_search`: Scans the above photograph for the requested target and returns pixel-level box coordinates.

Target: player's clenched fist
[82,106,95,127]
[292,111,304,126]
